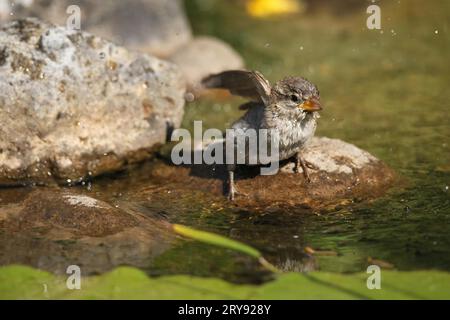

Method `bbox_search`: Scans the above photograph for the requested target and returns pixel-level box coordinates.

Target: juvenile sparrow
[201,70,323,200]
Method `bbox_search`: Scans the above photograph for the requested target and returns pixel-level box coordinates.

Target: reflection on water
[60,156,448,283]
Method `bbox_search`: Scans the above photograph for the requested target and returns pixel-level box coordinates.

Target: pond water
[1,1,449,284]
[163,0,449,281]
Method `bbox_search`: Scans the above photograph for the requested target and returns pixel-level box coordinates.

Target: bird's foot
[295,154,318,183]
[302,170,312,184]
[227,185,248,201]
[304,160,319,171]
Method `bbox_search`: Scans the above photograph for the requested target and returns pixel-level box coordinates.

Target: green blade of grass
[173,224,261,257]
[172,224,280,273]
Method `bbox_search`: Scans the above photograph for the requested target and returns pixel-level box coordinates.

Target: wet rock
[169,36,245,93]
[0,188,174,275]
[0,0,192,57]
[0,18,185,186]
[152,137,396,210]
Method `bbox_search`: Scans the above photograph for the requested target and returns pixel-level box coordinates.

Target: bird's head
[271,77,322,114]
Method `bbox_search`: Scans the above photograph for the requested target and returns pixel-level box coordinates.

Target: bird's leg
[228,170,237,201]
[227,166,248,201]
[295,152,312,183]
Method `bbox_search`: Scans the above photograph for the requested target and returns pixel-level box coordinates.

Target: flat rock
[0,188,174,275]
[154,136,396,210]
[169,36,245,93]
[0,18,185,186]
[0,0,192,57]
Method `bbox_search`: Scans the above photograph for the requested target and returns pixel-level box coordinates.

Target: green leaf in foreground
[1,265,449,300]
[172,224,279,273]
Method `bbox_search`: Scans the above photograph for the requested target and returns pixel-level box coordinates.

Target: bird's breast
[272,116,317,160]
[229,109,317,164]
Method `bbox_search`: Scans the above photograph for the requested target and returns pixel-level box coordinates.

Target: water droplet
[184,92,195,102]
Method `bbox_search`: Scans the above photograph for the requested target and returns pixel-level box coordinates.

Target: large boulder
[0,18,185,186]
[0,0,192,57]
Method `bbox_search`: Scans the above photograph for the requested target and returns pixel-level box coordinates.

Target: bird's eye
[290,95,299,102]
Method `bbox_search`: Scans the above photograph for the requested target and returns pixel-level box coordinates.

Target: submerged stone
[0,188,174,275]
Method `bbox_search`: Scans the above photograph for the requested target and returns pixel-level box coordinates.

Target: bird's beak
[298,98,322,112]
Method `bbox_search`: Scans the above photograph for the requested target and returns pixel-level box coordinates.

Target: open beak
[298,98,322,112]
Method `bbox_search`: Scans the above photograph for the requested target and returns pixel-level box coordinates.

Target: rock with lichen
[0,18,185,186]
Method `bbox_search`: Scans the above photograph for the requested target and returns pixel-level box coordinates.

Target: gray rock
[279,137,380,174]
[0,0,192,57]
[0,188,174,275]
[0,18,186,185]
[169,36,245,93]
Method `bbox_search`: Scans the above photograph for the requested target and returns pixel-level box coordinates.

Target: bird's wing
[238,101,261,110]
[201,70,271,105]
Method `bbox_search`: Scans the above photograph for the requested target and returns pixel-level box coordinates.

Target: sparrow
[201,70,323,200]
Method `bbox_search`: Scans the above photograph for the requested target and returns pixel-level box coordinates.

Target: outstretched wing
[201,70,271,105]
